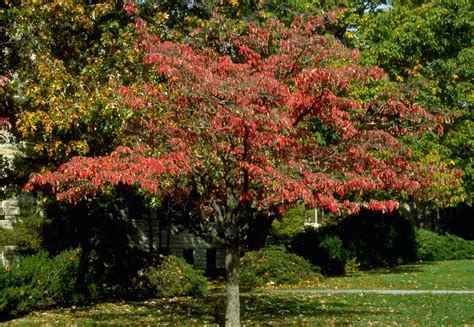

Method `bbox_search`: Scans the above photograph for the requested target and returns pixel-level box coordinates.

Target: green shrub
[81,246,150,300]
[319,235,350,274]
[335,211,417,269]
[416,229,474,261]
[291,210,417,274]
[0,248,83,319]
[0,286,31,318]
[0,203,50,254]
[344,257,361,274]
[290,230,348,275]
[239,246,322,289]
[141,255,208,298]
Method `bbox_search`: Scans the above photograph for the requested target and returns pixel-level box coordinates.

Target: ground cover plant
[0,249,84,319]
[5,260,473,325]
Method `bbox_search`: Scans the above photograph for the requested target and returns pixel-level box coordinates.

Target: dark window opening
[84,0,103,5]
[206,248,217,275]
[183,249,194,265]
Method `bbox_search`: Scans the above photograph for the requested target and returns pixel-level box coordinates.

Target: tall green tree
[359,0,473,205]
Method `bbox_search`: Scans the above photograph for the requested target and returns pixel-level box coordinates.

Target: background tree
[3,2,148,165]
[267,205,314,246]
[0,1,173,299]
[359,0,473,205]
[27,8,455,325]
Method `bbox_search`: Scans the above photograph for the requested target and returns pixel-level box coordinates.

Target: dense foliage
[0,250,211,319]
[140,255,209,298]
[416,229,474,261]
[359,0,473,206]
[239,246,322,289]
[0,249,84,320]
[267,206,313,246]
[291,210,418,274]
[0,202,49,254]
[0,190,152,298]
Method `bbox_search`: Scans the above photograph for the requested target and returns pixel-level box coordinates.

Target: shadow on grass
[240,293,391,324]
[322,264,426,280]
[63,297,223,325]
[363,262,431,275]
[61,293,392,325]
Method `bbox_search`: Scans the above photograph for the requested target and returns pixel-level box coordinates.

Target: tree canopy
[25,7,456,324]
[359,0,473,205]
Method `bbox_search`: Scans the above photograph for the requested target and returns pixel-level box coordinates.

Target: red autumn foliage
[26,15,450,220]
[24,12,460,325]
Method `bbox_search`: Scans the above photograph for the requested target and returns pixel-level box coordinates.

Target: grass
[3,260,474,326]
[4,293,473,326]
[316,259,474,291]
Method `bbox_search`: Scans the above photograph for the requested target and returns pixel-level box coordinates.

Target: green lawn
[4,260,474,326]
[317,259,474,291]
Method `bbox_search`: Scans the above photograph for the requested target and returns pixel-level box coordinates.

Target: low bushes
[141,255,208,298]
[0,248,84,319]
[290,231,349,275]
[416,229,474,261]
[289,209,474,276]
[1,251,210,319]
[82,246,151,301]
[239,246,322,289]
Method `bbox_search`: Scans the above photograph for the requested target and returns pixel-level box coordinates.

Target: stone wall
[0,128,20,267]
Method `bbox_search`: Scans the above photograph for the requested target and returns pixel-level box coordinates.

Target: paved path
[266,289,474,295]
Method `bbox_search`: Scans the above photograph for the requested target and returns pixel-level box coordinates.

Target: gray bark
[225,246,241,327]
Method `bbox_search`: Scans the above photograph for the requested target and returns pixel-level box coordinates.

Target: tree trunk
[225,245,241,327]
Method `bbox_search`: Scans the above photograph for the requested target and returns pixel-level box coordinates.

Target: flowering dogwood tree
[26,11,454,326]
